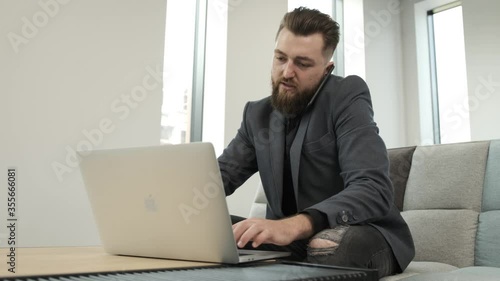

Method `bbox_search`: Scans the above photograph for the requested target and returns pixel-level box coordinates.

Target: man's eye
[296,62,310,68]
[275,56,286,62]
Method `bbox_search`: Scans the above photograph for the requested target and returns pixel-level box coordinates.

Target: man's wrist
[300,209,329,234]
[286,214,315,240]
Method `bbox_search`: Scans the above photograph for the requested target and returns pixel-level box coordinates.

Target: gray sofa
[249,140,500,280]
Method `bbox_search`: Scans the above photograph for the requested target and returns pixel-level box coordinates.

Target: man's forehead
[275,28,324,60]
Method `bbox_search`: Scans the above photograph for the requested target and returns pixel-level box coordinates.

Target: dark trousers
[231,215,400,279]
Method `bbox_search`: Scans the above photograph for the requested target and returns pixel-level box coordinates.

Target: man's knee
[308,238,337,249]
[307,225,349,256]
[307,225,399,278]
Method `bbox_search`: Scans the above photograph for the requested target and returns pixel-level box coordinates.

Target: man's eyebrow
[294,56,315,64]
[274,49,315,64]
[274,49,286,56]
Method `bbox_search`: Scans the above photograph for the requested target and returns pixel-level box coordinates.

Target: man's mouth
[280,80,296,91]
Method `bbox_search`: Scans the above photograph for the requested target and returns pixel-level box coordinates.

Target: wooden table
[0,246,215,278]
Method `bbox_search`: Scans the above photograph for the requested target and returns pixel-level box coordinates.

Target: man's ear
[325,62,335,76]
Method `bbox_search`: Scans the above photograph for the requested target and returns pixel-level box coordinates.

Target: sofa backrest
[388,140,500,268]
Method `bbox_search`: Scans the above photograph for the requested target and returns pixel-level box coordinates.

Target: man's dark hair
[276,7,340,59]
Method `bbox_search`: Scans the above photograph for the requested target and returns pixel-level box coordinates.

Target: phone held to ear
[306,64,335,108]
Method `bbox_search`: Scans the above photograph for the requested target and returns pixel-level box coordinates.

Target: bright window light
[430,5,470,144]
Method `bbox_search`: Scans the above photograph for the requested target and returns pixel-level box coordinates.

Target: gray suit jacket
[218,75,415,270]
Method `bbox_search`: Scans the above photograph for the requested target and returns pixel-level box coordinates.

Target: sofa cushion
[475,211,500,267]
[400,267,500,281]
[403,141,489,212]
[453,266,500,278]
[388,146,416,211]
[379,261,458,281]
[482,140,500,212]
[401,209,478,268]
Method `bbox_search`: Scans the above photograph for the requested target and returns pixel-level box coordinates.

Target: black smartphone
[306,64,335,108]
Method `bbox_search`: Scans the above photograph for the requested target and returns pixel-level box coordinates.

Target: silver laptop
[78,142,290,264]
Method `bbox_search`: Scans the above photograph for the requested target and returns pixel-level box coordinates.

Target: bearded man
[217,7,415,278]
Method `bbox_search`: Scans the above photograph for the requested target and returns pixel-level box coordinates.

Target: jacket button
[342,214,349,223]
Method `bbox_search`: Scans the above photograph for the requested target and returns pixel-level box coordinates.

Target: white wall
[224,0,288,217]
[340,0,407,148]
[0,0,166,247]
[362,0,406,148]
[462,0,500,141]
[400,0,500,145]
[400,0,423,145]
[401,0,458,145]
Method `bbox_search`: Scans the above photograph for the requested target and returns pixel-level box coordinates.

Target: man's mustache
[277,77,297,88]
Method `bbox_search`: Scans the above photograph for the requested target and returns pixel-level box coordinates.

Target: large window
[428,2,470,144]
[161,1,197,144]
[162,0,209,144]
[161,0,226,149]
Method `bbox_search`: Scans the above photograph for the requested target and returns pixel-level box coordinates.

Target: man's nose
[282,61,295,79]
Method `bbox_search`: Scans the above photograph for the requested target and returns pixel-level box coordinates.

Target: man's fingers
[232,217,300,248]
[251,229,271,248]
[232,221,248,244]
[237,223,263,248]
[232,218,285,248]
[232,219,269,248]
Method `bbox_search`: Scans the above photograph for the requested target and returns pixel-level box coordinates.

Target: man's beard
[271,77,320,117]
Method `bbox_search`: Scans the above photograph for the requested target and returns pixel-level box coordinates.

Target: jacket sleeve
[217,102,259,196]
[305,76,394,228]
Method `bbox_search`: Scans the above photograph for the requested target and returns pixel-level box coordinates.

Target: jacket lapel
[290,110,312,206]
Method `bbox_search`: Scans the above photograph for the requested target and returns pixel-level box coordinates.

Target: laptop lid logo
[144,194,158,212]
